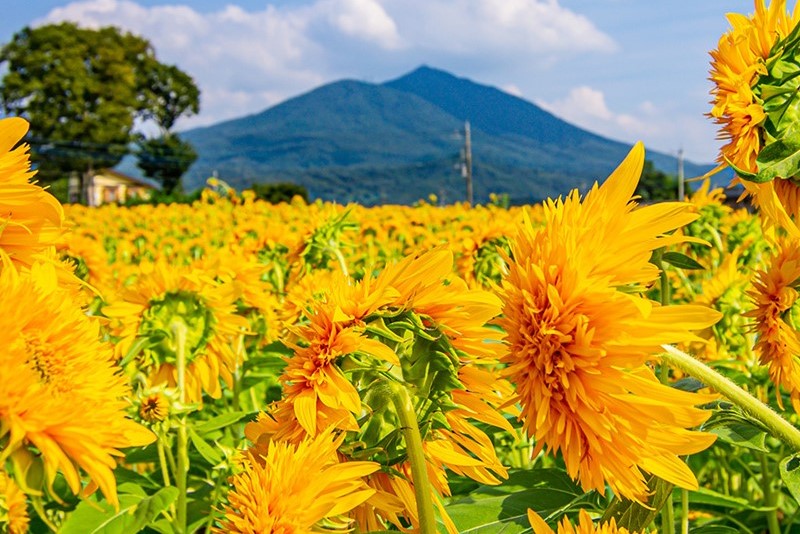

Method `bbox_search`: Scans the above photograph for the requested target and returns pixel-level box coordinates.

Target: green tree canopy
[136,134,198,194]
[0,22,200,183]
[635,160,685,202]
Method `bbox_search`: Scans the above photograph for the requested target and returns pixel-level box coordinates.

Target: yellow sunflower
[498,143,720,503]
[0,117,64,272]
[528,509,650,534]
[0,264,154,507]
[104,261,249,402]
[709,1,800,228]
[247,248,513,532]
[746,238,800,410]
[0,470,28,534]
[215,427,379,534]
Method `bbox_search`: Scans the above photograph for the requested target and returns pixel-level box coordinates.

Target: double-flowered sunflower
[0,117,63,272]
[0,264,154,507]
[215,428,378,534]
[245,248,513,532]
[498,143,721,503]
[747,237,800,410]
[709,0,800,229]
[528,509,648,534]
[104,261,249,402]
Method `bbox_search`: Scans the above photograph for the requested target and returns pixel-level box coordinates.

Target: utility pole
[677,148,684,200]
[462,121,473,205]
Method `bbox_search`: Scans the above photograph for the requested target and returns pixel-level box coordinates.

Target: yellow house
[78,169,160,207]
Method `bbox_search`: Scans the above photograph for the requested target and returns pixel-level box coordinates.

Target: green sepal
[601,474,673,531]
[752,122,800,182]
[661,251,705,271]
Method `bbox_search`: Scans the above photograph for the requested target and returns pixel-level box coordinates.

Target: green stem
[681,488,689,534]
[331,244,350,279]
[662,494,675,534]
[31,496,58,532]
[657,255,671,385]
[157,434,171,488]
[171,320,189,534]
[661,344,800,452]
[657,254,675,532]
[389,383,436,534]
[232,334,244,412]
[760,453,782,534]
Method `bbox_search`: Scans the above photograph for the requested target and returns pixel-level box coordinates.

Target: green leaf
[662,252,705,271]
[691,526,741,534]
[188,427,223,465]
[112,465,160,490]
[124,443,159,464]
[707,420,768,452]
[148,518,178,534]
[687,487,773,512]
[761,83,797,102]
[194,411,249,435]
[781,452,800,505]
[59,486,179,534]
[703,409,769,452]
[754,123,800,182]
[446,469,590,533]
[602,474,672,531]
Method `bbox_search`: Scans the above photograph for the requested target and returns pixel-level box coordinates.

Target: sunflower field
[10,1,800,533]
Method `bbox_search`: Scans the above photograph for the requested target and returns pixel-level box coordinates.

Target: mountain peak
[181,67,716,205]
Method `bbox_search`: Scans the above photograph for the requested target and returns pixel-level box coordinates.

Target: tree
[136,134,197,194]
[0,22,199,187]
[635,160,684,202]
[249,182,310,204]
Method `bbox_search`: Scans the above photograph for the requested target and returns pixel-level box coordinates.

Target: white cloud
[320,0,403,50]
[37,0,616,131]
[538,86,657,140]
[381,0,617,58]
[503,84,523,97]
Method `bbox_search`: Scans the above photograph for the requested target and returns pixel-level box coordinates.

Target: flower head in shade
[103,261,249,402]
[245,248,513,532]
[0,117,64,272]
[746,237,800,411]
[708,1,800,229]
[0,470,28,534]
[215,427,379,534]
[498,143,720,503]
[0,264,154,507]
[528,509,648,534]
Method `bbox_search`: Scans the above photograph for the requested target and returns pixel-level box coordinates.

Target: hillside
[179,66,718,205]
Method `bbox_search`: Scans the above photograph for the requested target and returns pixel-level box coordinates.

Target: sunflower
[215,427,379,533]
[0,117,64,272]
[746,238,800,411]
[0,470,28,534]
[709,1,800,227]
[498,143,720,503]
[247,248,513,532]
[0,264,154,507]
[138,392,169,424]
[528,509,648,534]
[103,261,249,402]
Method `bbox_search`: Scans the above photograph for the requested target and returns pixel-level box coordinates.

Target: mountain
[178,66,720,205]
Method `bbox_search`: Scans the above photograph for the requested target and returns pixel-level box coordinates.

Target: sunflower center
[23,333,70,394]
[139,394,168,423]
[521,304,578,400]
[140,291,214,364]
[62,253,90,281]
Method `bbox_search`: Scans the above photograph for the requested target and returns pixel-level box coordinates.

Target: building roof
[98,168,162,190]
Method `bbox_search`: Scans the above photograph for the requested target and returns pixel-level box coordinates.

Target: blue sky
[1,0,758,165]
